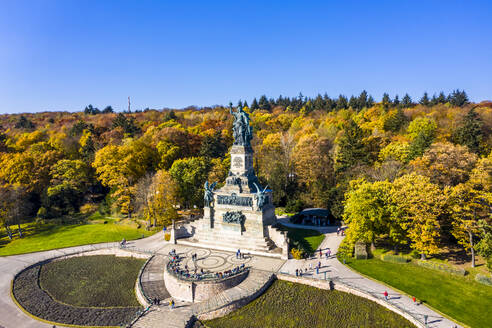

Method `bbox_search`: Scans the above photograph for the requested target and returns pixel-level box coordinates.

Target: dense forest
[0,90,491,267]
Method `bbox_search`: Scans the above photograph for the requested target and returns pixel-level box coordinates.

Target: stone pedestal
[193,145,279,253]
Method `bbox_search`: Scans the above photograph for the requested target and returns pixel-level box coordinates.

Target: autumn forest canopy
[0,89,491,267]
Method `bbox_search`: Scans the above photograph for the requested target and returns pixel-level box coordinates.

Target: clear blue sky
[1,0,491,113]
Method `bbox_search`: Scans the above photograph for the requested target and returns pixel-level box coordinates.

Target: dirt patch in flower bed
[12,259,143,326]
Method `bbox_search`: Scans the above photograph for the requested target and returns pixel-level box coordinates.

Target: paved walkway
[279,230,461,328]
[0,232,166,328]
[0,228,462,328]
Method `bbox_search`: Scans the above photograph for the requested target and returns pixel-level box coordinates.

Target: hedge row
[380,254,409,263]
[13,265,140,326]
[475,273,492,286]
[416,260,466,276]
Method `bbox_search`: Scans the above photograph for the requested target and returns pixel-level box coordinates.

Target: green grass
[39,255,145,307]
[0,220,155,257]
[203,280,414,328]
[344,257,492,328]
[278,225,325,254]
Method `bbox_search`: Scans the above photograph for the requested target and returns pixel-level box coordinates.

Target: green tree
[258,95,271,111]
[112,113,141,136]
[250,98,259,111]
[15,115,35,129]
[200,131,227,159]
[169,157,210,208]
[419,92,430,106]
[449,183,488,267]
[401,94,413,107]
[453,108,484,154]
[448,89,469,107]
[343,180,397,249]
[335,120,367,172]
[391,173,446,259]
[336,95,348,110]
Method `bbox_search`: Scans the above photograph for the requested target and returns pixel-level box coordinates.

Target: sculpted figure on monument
[204,181,217,207]
[253,182,269,211]
[229,103,253,147]
[223,211,246,224]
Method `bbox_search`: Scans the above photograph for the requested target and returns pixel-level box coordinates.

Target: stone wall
[276,274,424,328]
[194,271,248,302]
[164,267,248,303]
[267,226,289,259]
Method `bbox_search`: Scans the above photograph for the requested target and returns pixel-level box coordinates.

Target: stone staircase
[188,218,276,253]
[140,255,170,302]
[132,301,194,328]
[132,269,274,328]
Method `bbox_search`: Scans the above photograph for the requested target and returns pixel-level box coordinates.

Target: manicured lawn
[278,225,325,254]
[345,257,492,328]
[0,221,154,256]
[39,255,145,307]
[202,280,414,328]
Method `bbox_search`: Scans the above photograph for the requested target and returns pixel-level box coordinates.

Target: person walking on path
[383,291,389,300]
[337,227,340,236]
[327,248,331,258]
[295,269,299,277]
[316,266,319,275]
[319,249,322,258]
[169,299,175,309]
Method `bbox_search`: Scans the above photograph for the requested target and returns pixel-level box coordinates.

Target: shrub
[80,203,98,215]
[409,249,420,259]
[164,233,171,241]
[380,254,409,263]
[290,247,304,260]
[337,238,353,259]
[475,274,492,286]
[285,199,304,213]
[416,260,466,276]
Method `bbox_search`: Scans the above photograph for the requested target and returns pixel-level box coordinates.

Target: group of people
[295,260,324,277]
[235,249,243,259]
[319,248,332,259]
[215,263,246,279]
[337,227,345,236]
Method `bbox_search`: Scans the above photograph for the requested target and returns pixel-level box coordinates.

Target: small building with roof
[290,208,335,226]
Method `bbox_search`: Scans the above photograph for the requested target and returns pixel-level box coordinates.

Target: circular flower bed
[12,255,145,327]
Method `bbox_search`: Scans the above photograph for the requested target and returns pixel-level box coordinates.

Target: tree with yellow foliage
[391,173,446,259]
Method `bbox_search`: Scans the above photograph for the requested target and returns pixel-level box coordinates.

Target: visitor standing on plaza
[383,291,388,300]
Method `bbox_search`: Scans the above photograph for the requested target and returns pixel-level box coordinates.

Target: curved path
[0,232,165,328]
[279,223,462,328]
[1,227,462,328]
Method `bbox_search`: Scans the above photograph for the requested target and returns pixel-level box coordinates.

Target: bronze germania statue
[229,103,253,148]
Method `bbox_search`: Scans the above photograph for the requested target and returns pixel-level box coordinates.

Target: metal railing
[166,257,249,282]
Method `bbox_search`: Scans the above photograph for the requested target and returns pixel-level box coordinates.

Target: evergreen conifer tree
[453,108,484,154]
[335,119,368,172]
[402,94,413,107]
[250,98,259,111]
[419,92,430,106]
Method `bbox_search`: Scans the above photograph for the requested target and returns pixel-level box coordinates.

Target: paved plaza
[0,228,462,328]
